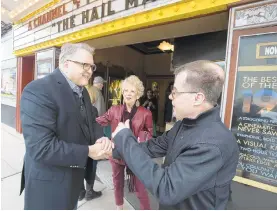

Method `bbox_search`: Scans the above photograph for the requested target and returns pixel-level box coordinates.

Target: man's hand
[112,120,130,139]
[88,137,114,160]
[96,137,114,150]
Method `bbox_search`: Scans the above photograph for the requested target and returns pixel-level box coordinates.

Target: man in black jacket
[112,60,239,209]
[20,43,113,210]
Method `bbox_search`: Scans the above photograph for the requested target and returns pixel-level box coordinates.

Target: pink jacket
[96,105,153,138]
[96,105,153,164]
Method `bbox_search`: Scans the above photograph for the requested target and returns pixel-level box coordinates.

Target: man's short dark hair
[174,60,225,105]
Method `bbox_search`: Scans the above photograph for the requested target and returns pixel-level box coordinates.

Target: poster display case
[35,47,60,79]
[230,32,277,190]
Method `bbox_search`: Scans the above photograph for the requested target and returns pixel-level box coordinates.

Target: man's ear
[194,93,205,106]
[64,61,69,69]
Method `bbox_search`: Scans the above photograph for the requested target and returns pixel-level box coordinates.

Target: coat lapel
[83,88,94,144]
[53,69,90,142]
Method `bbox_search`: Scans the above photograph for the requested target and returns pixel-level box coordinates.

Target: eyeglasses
[170,90,197,99]
[67,60,97,72]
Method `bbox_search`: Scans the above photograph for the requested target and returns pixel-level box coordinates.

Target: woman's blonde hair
[121,75,144,98]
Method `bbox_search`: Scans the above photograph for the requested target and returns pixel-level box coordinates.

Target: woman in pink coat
[96,75,153,210]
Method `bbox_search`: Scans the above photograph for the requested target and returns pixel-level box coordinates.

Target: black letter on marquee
[101,3,106,18]
[90,7,99,21]
[125,0,138,10]
[63,18,69,31]
[108,1,115,16]
[56,20,63,32]
[70,15,76,28]
[82,10,89,24]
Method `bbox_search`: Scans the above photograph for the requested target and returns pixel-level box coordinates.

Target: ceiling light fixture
[157,41,174,52]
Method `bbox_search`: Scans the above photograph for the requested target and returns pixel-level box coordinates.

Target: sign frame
[223,0,277,193]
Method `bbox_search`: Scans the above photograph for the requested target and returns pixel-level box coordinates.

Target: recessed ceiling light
[157,41,174,52]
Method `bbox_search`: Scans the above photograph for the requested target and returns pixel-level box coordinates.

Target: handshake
[88,137,114,160]
[88,119,131,160]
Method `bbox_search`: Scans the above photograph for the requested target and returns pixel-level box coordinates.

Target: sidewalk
[1,124,134,210]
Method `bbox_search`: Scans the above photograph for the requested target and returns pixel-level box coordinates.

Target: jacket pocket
[30,168,65,183]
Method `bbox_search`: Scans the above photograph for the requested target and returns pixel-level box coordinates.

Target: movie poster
[231,33,277,188]
[108,78,122,109]
[1,68,16,103]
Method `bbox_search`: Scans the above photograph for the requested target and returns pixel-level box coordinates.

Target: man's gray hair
[174,60,225,105]
[59,43,95,70]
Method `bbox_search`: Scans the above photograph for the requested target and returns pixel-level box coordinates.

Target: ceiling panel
[1,0,53,23]
[85,12,229,50]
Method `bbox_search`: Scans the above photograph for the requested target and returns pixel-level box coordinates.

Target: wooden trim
[15,56,35,133]
[224,25,277,128]
[16,57,23,133]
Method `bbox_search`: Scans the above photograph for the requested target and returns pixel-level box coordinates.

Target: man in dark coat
[111,60,239,210]
[79,106,103,201]
[20,43,113,210]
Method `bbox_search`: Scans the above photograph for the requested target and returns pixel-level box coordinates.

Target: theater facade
[5,0,277,208]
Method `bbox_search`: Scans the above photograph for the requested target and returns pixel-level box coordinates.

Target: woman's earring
[136,99,140,107]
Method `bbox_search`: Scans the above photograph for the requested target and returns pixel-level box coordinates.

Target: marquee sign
[13,0,181,51]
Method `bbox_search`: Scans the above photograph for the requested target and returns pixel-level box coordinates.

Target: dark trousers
[81,161,97,191]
